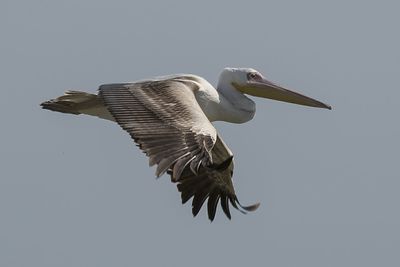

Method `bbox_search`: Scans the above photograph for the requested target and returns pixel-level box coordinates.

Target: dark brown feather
[172,136,260,221]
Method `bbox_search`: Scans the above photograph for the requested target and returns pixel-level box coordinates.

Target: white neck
[214,80,256,123]
[189,74,256,124]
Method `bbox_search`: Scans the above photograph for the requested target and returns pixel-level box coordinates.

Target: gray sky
[1,0,399,266]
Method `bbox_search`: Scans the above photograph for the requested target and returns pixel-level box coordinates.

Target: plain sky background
[1,0,399,266]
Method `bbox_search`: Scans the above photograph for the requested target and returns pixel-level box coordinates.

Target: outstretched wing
[170,135,260,221]
[98,78,217,179]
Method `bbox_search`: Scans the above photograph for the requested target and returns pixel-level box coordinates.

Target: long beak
[233,79,332,110]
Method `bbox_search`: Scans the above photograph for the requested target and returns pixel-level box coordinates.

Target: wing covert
[98,79,217,179]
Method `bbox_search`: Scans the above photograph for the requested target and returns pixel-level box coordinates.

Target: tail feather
[41,90,114,121]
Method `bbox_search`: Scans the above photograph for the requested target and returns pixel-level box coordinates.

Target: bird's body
[41,67,331,221]
[58,73,257,124]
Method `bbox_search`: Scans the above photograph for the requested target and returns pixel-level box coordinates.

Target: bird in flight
[41,68,331,221]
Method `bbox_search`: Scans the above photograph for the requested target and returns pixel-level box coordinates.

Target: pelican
[41,67,331,221]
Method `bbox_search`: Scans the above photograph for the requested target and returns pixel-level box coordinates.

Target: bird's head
[219,67,331,110]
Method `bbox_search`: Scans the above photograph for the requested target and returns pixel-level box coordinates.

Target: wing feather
[98,78,259,220]
[98,79,217,178]
[170,135,260,221]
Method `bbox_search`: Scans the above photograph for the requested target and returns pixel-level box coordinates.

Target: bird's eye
[247,72,259,80]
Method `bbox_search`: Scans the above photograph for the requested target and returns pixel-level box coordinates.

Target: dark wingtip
[239,202,260,212]
[235,197,260,213]
[207,193,219,222]
[220,196,231,220]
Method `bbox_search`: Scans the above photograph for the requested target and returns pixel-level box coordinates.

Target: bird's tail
[41,90,114,121]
